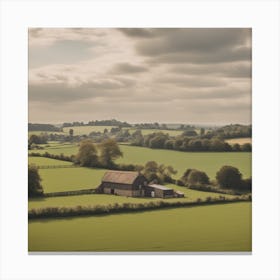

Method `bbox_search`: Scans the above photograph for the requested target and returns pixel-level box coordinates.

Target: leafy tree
[142,161,177,184]
[99,139,123,167]
[181,168,209,186]
[28,165,43,197]
[29,134,47,145]
[76,140,99,167]
[188,169,210,185]
[241,143,252,152]
[216,165,242,189]
[69,128,74,138]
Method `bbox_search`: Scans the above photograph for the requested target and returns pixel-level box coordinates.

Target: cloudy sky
[29,28,251,124]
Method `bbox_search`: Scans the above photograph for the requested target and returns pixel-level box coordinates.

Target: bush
[28,165,44,197]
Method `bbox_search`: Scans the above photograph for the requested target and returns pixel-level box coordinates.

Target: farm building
[97,171,184,198]
[97,170,148,197]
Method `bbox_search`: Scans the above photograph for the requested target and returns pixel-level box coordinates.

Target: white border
[0,0,279,279]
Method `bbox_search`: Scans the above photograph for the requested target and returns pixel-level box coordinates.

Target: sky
[28,28,252,125]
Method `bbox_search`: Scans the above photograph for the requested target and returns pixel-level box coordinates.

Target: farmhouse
[97,170,184,198]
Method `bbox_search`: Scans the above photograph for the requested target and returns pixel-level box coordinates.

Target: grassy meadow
[29,202,251,252]
[29,142,251,179]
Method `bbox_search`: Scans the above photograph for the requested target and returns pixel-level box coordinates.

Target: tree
[188,169,210,185]
[69,128,74,138]
[28,165,44,197]
[216,165,242,189]
[99,139,123,167]
[76,140,99,167]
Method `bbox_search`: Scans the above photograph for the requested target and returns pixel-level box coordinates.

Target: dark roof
[102,171,142,185]
[148,184,173,191]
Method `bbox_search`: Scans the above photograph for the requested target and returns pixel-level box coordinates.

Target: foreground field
[28,202,251,252]
[30,143,251,179]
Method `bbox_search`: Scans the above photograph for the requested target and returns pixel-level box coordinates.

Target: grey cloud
[110,63,148,74]
[118,28,156,38]
[136,28,250,55]
[146,45,251,64]
[155,76,227,88]
[170,62,251,78]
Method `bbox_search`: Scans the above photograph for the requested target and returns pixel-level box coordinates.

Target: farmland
[29,143,251,179]
[28,181,236,210]
[226,137,252,145]
[62,126,116,135]
[28,202,251,252]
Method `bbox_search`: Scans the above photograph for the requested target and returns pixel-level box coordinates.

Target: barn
[97,170,148,197]
[97,170,184,198]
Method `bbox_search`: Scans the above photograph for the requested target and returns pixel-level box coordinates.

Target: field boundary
[37,165,79,169]
[29,197,251,220]
[44,188,96,197]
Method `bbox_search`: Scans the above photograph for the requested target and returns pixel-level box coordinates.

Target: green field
[29,143,251,179]
[128,128,183,136]
[28,202,251,252]
[28,131,65,136]
[35,167,107,193]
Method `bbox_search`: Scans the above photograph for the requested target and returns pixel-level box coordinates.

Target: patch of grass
[28,202,252,252]
[128,128,183,136]
[37,167,107,193]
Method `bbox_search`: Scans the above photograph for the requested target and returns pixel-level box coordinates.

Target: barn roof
[148,184,173,191]
[102,171,142,184]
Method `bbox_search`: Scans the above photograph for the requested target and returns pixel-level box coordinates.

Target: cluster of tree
[203,124,252,139]
[62,119,131,128]
[131,132,251,152]
[141,161,177,184]
[178,165,252,192]
[28,165,44,197]
[28,123,62,132]
[134,122,168,130]
[75,139,123,168]
[28,134,48,146]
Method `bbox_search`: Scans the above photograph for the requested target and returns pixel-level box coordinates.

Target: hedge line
[29,196,251,220]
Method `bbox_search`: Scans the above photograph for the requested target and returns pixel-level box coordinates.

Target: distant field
[62,126,116,135]
[129,128,183,136]
[28,202,251,252]
[29,143,251,179]
[226,138,252,145]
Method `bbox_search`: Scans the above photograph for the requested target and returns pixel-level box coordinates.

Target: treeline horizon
[28,120,252,131]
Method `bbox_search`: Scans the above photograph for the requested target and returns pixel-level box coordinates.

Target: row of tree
[131,132,252,152]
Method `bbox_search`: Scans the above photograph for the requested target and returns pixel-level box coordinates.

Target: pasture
[28,202,251,252]
[128,128,183,136]
[29,143,251,179]
[34,167,107,193]
[29,156,73,166]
